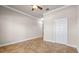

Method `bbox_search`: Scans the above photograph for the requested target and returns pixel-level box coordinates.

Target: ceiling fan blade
[32,8,34,11]
[37,6,43,10]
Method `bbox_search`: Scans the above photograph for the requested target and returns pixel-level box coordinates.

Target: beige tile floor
[0,37,78,53]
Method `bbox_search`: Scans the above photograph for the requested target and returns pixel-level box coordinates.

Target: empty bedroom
[0,5,79,53]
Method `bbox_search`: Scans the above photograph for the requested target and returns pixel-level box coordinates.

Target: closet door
[55,17,68,44]
[44,18,56,42]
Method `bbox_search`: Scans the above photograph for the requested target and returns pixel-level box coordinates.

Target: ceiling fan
[32,5,49,11]
[32,5,43,11]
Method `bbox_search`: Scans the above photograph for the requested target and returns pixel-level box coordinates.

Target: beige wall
[77,6,79,51]
[0,6,42,46]
[44,6,78,48]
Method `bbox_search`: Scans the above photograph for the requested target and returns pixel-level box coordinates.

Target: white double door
[54,17,68,44]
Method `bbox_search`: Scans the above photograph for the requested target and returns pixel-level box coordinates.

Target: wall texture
[77,6,79,52]
[44,6,78,48]
[0,6,42,46]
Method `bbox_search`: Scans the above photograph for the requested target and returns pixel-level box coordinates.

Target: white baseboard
[0,36,41,47]
[44,39,77,49]
[76,45,79,53]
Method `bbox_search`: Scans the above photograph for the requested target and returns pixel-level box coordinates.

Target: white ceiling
[7,5,64,19]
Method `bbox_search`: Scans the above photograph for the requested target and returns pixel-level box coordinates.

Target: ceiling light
[32,5,38,10]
